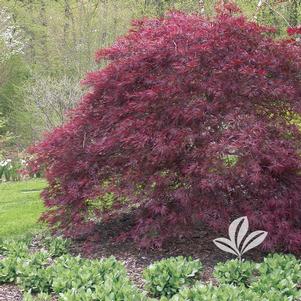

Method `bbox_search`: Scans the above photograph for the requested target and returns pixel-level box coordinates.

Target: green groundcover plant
[1,238,301,300]
[214,259,257,287]
[143,256,202,298]
[16,250,53,293]
[43,236,70,257]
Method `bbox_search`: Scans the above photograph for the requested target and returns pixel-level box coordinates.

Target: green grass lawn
[0,179,46,240]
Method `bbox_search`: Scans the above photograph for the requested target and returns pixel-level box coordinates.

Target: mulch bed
[0,284,22,301]
[70,213,267,288]
[0,214,267,300]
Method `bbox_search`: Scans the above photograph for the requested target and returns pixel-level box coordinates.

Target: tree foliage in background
[23,74,85,136]
[29,6,301,253]
[0,6,29,153]
[0,115,13,159]
[0,7,26,62]
[0,0,300,148]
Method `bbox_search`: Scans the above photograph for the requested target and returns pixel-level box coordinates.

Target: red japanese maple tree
[29,8,301,253]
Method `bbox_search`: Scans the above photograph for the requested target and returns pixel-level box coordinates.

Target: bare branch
[23,75,86,135]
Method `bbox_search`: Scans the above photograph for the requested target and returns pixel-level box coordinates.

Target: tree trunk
[39,0,49,68]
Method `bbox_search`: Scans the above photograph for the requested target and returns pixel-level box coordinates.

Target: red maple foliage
[287,26,301,36]
[29,9,301,253]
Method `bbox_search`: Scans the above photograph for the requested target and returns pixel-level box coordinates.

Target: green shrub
[0,240,29,284]
[43,236,70,257]
[259,290,299,301]
[51,255,128,294]
[58,284,147,301]
[168,284,260,301]
[143,256,202,298]
[257,253,301,284]
[0,239,29,257]
[23,292,52,301]
[90,279,147,301]
[250,254,301,299]
[3,237,300,301]
[16,250,53,294]
[0,256,22,284]
[53,255,147,301]
[251,274,301,300]
[51,255,90,293]
[213,259,257,287]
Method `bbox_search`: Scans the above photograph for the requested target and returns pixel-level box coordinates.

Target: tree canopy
[30,7,301,254]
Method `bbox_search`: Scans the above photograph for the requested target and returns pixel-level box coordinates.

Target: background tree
[0,115,13,158]
[0,0,300,150]
[289,0,300,26]
[23,74,85,135]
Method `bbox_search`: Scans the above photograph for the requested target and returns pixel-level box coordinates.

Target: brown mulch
[70,213,267,289]
[0,284,22,301]
[0,214,268,300]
